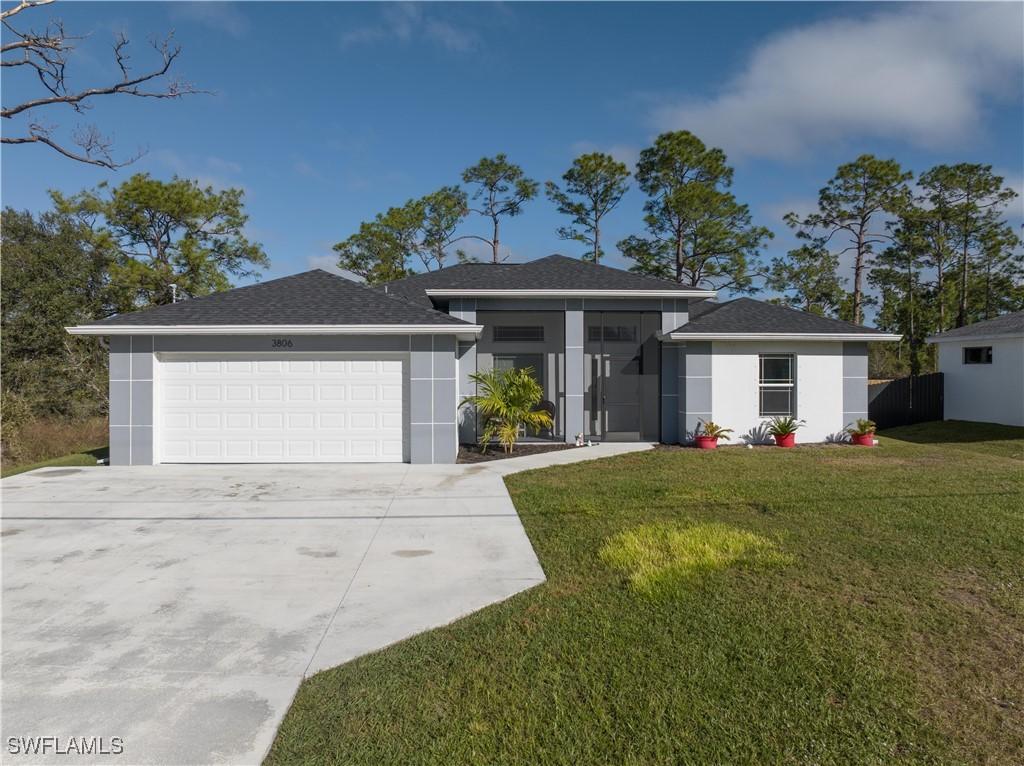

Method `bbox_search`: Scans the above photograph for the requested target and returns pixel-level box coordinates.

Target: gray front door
[585,313,644,441]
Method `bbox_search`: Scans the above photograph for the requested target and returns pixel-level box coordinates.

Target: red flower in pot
[846,418,877,446]
[695,420,733,450]
[766,416,805,448]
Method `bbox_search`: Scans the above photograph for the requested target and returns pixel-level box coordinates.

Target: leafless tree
[2,0,202,168]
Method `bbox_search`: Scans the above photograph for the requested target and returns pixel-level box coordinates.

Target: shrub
[1,416,107,468]
[462,367,554,454]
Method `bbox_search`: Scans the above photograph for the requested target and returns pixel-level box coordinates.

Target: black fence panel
[868,373,944,429]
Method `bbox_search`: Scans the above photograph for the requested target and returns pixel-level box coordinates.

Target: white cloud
[292,159,320,179]
[569,141,640,169]
[149,150,246,193]
[653,3,1023,160]
[341,3,479,52]
[170,2,249,38]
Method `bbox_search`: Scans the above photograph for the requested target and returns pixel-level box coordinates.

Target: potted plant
[695,420,733,450]
[846,418,877,446]
[461,367,554,454]
[766,416,805,448]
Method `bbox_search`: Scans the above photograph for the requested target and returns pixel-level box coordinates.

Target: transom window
[963,346,993,365]
[759,354,795,417]
[493,325,544,342]
[588,325,638,343]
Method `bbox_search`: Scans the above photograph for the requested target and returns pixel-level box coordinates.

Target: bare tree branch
[1,1,204,168]
[0,0,55,22]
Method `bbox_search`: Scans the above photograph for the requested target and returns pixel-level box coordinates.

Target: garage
[157,353,406,463]
[66,269,480,465]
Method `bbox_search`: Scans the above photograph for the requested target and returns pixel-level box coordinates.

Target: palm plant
[462,367,554,454]
[845,418,877,437]
[766,416,805,437]
[697,420,734,440]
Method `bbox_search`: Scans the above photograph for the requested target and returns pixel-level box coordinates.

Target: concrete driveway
[1,444,649,765]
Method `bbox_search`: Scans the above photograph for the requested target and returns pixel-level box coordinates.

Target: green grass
[267,421,1024,766]
[0,446,108,478]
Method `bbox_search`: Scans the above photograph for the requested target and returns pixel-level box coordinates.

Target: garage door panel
[158,353,405,463]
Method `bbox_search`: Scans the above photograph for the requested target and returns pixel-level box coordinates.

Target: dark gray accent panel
[564,307,584,441]
[457,340,477,445]
[660,344,679,444]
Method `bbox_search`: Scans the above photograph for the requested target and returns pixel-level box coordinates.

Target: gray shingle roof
[927,310,1024,341]
[380,254,705,306]
[88,270,470,326]
[671,298,893,336]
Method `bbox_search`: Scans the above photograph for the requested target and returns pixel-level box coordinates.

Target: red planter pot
[773,433,796,448]
[695,435,719,450]
[850,432,875,446]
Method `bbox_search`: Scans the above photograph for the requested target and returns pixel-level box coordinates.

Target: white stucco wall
[936,337,1024,426]
[710,341,846,444]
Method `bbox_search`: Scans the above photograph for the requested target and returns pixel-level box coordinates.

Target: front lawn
[267,421,1023,765]
[0,445,108,478]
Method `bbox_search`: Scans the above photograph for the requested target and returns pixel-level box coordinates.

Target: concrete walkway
[1,443,651,765]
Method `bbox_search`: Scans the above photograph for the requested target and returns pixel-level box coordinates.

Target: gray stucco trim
[110,334,458,466]
[109,335,155,466]
[679,341,712,443]
[842,341,869,428]
[451,299,478,447]
[660,298,689,335]
[660,344,679,443]
[564,302,585,442]
[410,334,458,464]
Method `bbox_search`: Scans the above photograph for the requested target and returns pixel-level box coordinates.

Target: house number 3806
[271,338,293,348]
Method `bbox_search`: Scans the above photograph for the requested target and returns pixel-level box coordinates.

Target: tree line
[2,132,1020,436]
[338,131,1022,377]
[1,175,267,432]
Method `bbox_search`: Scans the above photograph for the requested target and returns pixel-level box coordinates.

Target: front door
[585,313,645,441]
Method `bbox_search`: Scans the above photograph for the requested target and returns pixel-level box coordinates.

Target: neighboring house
[927,310,1024,427]
[67,255,899,465]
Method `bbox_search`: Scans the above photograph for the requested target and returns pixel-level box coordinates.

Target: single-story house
[926,310,1024,427]
[67,255,900,465]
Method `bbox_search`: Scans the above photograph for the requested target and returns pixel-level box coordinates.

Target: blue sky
[3,1,1022,300]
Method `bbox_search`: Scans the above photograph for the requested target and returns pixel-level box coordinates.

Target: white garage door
[157,354,405,463]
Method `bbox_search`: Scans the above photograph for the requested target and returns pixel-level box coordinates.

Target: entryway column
[565,301,585,442]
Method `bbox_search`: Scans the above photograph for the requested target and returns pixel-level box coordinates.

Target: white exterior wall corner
[709,341,846,444]
[937,337,1024,427]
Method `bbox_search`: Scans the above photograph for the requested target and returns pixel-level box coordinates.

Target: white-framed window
[759,354,795,417]
[962,346,993,365]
